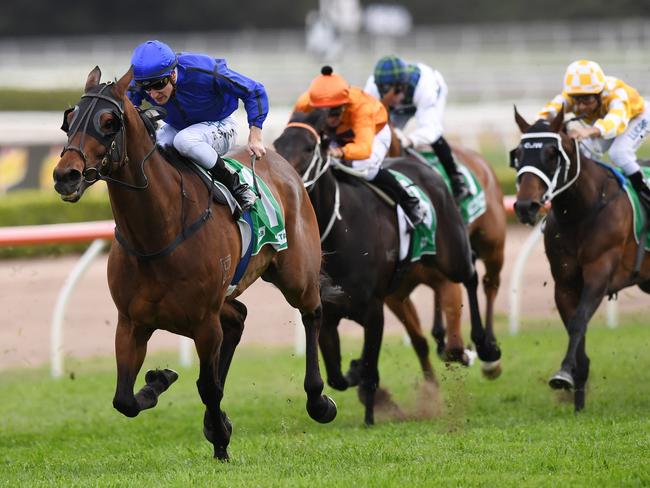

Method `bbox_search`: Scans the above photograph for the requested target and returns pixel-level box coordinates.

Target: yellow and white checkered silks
[563,60,606,95]
[538,75,646,139]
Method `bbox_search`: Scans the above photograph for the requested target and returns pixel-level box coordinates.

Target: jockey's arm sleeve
[342,106,375,160]
[537,93,571,121]
[594,90,632,139]
[216,67,269,129]
[410,102,443,147]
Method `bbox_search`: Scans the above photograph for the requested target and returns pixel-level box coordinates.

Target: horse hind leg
[112,321,178,418]
[385,294,435,382]
[267,258,337,424]
[218,299,247,383]
[438,281,472,366]
[479,244,504,379]
[465,269,502,375]
[431,288,447,360]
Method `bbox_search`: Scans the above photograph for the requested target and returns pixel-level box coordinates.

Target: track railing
[0,195,616,377]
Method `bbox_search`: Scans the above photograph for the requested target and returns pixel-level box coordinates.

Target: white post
[508,221,544,335]
[179,337,194,367]
[606,298,618,328]
[294,308,306,356]
[50,239,107,378]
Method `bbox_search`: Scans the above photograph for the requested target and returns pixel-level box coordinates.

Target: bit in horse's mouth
[60,191,81,202]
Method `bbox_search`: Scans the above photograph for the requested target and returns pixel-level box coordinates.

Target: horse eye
[104,118,118,132]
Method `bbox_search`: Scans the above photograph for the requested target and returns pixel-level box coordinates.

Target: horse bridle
[62,81,213,260]
[61,82,156,190]
[511,132,581,203]
[285,122,341,242]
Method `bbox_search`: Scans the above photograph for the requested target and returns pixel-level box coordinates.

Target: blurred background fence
[1,18,650,192]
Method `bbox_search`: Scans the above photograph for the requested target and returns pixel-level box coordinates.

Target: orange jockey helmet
[308,66,350,108]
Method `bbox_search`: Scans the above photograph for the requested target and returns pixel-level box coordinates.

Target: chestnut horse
[512,107,650,411]
[53,67,336,460]
[387,137,506,376]
[274,110,502,424]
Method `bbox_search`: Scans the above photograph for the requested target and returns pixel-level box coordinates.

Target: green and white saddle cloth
[390,169,437,262]
[418,151,487,225]
[623,166,650,251]
[222,157,288,255]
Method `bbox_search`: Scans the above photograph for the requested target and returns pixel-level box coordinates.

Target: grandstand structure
[1,19,649,105]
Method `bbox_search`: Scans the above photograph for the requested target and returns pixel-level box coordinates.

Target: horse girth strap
[114,206,213,261]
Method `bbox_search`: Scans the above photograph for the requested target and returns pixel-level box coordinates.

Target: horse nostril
[53,167,82,185]
[514,199,541,224]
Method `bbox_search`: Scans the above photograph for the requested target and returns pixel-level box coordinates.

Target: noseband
[512,132,581,203]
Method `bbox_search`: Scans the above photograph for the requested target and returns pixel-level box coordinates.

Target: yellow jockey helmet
[563,60,606,95]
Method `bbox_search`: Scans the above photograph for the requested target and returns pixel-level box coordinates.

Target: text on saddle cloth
[389,169,437,263]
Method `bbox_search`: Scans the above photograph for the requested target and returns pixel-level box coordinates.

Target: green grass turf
[1,315,649,487]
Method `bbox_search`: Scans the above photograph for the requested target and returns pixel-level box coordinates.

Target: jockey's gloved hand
[394,128,412,149]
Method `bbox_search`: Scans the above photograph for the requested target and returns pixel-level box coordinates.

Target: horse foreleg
[194,321,231,461]
[358,301,385,426]
[302,306,337,424]
[551,274,605,408]
[465,270,501,377]
[573,336,590,412]
[318,312,348,391]
[385,294,434,382]
[113,318,175,417]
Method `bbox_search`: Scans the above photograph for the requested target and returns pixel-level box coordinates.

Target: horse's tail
[319,268,346,306]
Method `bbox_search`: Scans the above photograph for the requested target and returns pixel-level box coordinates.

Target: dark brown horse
[512,106,650,411]
[387,137,506,377]
[273,110,501,424]
[52,67,336,460]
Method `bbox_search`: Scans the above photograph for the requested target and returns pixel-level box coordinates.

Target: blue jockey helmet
[373,55,409,86]
[131,40,178,81]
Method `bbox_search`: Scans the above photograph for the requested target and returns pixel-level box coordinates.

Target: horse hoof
[344,359,361,387]
[307,395,337,424]
[549,370,574,390]
[327,376,349,391]
[481,359,502,379]
[213,446,229,462]
[144,368,179,389]
[475,341,502,364]
[222,411,233,436]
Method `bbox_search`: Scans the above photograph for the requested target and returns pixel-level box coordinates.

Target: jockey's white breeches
[579,103,650,175]
[156,116,238,170]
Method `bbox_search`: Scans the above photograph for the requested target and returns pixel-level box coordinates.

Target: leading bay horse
[387,136,506,376]
[512,106,650,411]
[52,67,336,460]
[273,110,502,425]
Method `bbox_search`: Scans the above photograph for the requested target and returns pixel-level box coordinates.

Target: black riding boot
[209,156,257,217]
[629,170,650,214]
[371,167,425,226]
[432,136,470,203]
